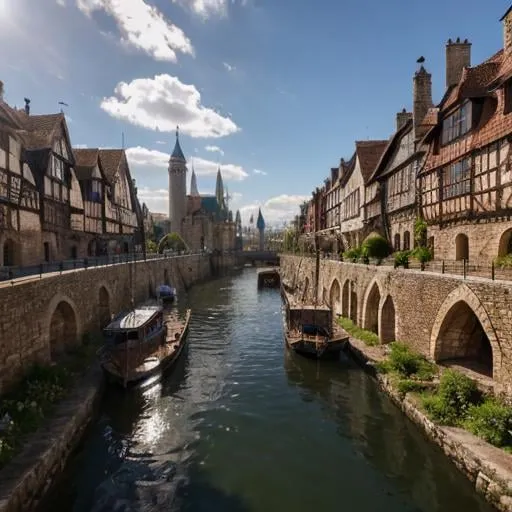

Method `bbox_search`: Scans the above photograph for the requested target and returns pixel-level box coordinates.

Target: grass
[0,334,102,469]
[337,316,379,346]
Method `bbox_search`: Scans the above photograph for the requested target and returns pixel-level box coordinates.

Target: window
[443,158,471,198]
[51,155,64,181]
[442,103,471,144]
[343,189,360,220]
[87,179,102,202]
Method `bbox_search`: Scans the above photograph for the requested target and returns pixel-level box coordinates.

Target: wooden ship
[257,267,280,289]
[281,237,348,359]
[98,306,191,387]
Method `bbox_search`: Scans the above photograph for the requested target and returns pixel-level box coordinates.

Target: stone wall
[0,253,232,393]
[281,255,512,393]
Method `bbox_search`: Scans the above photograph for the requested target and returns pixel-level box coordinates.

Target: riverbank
[343,334,512,512]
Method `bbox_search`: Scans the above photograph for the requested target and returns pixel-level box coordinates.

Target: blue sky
[0,0,509,225]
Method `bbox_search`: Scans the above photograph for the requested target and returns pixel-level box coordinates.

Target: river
[38,267,494,512]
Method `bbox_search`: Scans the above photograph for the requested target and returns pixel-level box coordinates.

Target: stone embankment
[345,337,512,512]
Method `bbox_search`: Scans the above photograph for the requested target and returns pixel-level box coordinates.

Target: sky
[0,0,509,226]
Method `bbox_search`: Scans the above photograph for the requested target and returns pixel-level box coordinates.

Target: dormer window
[442,102,471,145]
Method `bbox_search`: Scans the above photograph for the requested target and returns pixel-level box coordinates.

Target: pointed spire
[190,167,199,196]
[170,124,186,161]
[256,208,265,231]
[215,167,224,209]
[235,209,241,224]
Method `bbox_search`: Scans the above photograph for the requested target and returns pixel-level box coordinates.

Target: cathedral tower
[168,126,188,234]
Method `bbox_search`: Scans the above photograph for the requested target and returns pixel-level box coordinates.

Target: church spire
[170,125,186,161]
[215,167,224,209]
[190,164,199,196]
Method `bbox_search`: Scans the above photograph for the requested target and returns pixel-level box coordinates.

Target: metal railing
[0,251,204,285]
[280,251,512,282]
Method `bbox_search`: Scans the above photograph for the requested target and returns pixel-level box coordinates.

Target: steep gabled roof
[73,148,100,181]
[367,119,413,184]
[355,140,389,183]
[98,149,124,183]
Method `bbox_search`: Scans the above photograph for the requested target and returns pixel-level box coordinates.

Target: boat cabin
[103,305,164,346]
[286,305,333,337]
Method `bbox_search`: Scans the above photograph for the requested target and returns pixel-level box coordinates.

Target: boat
[281,233,348,359]
[157,284,177,304]
[98,305,191,387]
[281,287,348,359]
[257,267,280,289]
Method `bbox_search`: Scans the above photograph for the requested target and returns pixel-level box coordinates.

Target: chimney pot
[445,38,471,88]
[396,109,413,131]
[413,66,433,140]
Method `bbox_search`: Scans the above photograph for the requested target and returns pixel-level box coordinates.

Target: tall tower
[168,126,188,234]
[256,208,265,251]
[215,167,226,220]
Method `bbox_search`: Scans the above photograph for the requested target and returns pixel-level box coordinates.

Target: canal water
[40,268,494,512]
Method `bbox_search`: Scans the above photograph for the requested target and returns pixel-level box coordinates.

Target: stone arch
[341,279,350,317]
[2,238,16,266]
[362,278,383,334]
[497,227,512,257]
[46,295,81,360]
[329,278,341,314]
[393,233,400,252]
[455,233,469,260]
[350,281,358,324]
[380,295,396,344]
[98,285,111,328]
[430,285,500,379]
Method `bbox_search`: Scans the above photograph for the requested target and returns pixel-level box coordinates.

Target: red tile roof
[355,140,389,183]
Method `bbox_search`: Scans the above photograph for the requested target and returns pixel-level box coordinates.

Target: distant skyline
[0,0,510,226]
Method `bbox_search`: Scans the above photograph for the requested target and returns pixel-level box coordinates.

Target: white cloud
[56,0,66,6]
[101,74,239,138]
[137,187,169,213]
[172,0,248,19]
[155,140,166,145]
[125,146,248,181]
[75,0,194,62]
[223,62,235,72]
[205,145,224,156]
[73,144,88,149]
[239,194,309,227]
[253,169,267,176]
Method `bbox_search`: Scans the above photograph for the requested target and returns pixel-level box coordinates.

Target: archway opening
[350,281,358,324]
[364,283,381,335]
[123,242,130,254]
[498,228,512,257]
[381,295,396,344]
[434,300,493,378]
[98,286,110,328]
[341,280,350,317]
[455,233,469,260]
[3,239,15,266]
[49,301,77,359]
[403,231,411,251]
[393,233,400,252]
[329,279,341,315]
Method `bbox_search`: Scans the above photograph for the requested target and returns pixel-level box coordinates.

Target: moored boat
[281,288,348,360]
[257,268,280,289]
[157,284,177,304]
[98,305,191,387]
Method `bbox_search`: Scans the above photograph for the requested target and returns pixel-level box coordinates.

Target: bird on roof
[416,56,425,64]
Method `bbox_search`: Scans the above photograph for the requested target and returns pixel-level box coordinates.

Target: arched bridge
[237,250,279,266]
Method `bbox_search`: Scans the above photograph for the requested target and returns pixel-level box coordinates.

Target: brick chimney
[500,7,512,51]
[396,108,413,131]
[413,66,432,140]
[445,38,471,88]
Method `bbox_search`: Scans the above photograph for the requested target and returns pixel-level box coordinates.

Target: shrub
[423,369,482,425]
[343,247,362,263]
[464,399,512,447]
[411,246,433,263]
[394,251,410,268]
[495,255,512,268]
[414,217,427,247]
[397,379,429,395]
[362,235,391,261]
[387,342,436,380]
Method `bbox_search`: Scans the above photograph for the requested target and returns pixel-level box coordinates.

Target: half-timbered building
[340,141,387,249]
[419,10,512,262]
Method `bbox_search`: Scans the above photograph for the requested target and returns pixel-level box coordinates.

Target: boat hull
[101,310,191,388]
[284,335,347,360]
